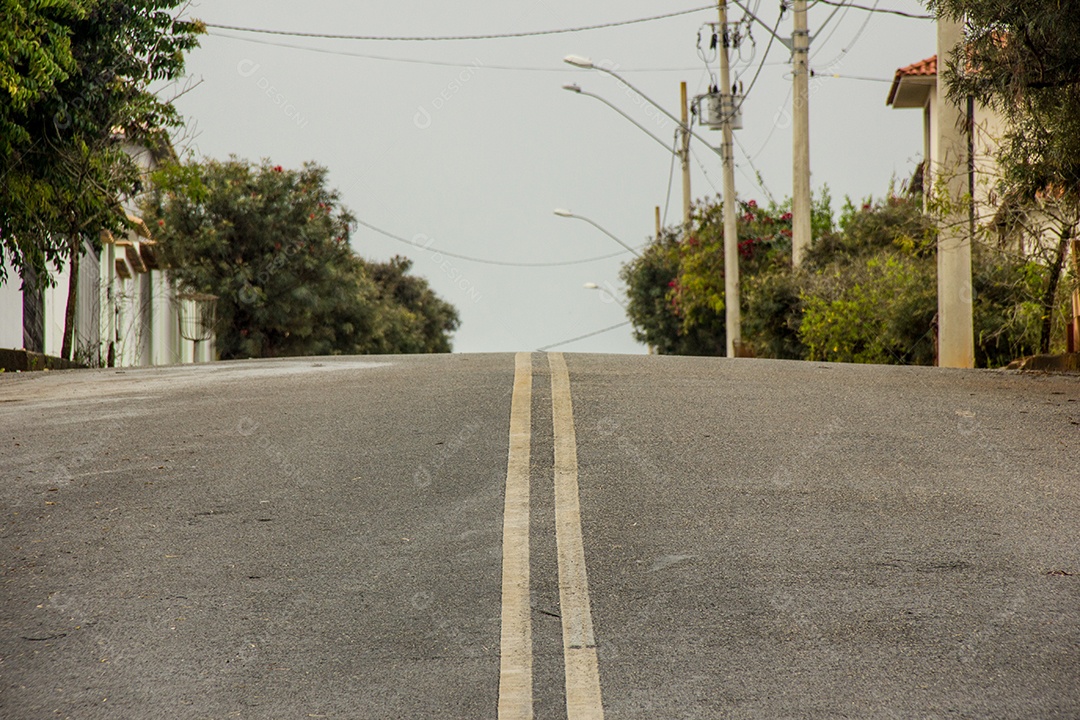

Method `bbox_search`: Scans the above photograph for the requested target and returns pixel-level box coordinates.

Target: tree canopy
[621,191,1046,366]
[930,0,1080,205]
[0,0,202,284]
[143,158,460,359]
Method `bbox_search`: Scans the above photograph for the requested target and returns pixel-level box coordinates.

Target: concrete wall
[0,258,24,349]
[1,139,216,367]
[42,240,100,362]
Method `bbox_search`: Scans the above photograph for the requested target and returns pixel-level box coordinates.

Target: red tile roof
[887,55,937,106]
[897,55,937,78]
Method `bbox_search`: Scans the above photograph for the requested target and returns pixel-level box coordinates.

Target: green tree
[630,192,833,357]
[931,0,1080,204]
[0,1,202,358]
[619,230,707,355]
[2,0,98,296]
[143,158,459,358]
[364,256,460,354]
[931,0,1080,353]
[624,190,1042,367]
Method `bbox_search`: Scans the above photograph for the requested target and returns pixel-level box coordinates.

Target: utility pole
[719,1,741,357]
[935,17,974,367]
[655,205,662,240]
[791,0,812,266]
[680,81,693,232]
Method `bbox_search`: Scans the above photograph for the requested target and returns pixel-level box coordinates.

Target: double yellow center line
[498,352,605,719]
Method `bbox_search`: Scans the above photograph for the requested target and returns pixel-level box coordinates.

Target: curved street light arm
[589,64,725,160]
[573,214,642,258]
[574,88,678,157]
[584,282,629,309]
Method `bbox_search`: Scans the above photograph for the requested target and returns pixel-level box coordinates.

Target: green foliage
[620,232,692,354]
[742,268,805,359]
[0,0,84,142]
[623,190,1045,367]
[808,195,935,267]
[930,0,1080,207]
[143,158,459,359]
[0,0,203,284]
[799,254,937,364]
[622,229,721,356]
[364,256,460,354]
[654,191,834,356]
[971,245,1045,367]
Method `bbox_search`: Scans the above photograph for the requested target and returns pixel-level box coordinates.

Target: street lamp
[562,84,676,156]
[585,282,655,354]
[553,209,642,258]
[562,55,723,156]
[562,58,711,248]
[583,282,627,309]
[565,52,741,358]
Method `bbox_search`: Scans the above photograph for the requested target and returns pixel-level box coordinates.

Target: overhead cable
[810,69,892,82]
[812,0,932,19]
[536,321,632,351]
[733,8,783,114]
[355,218,639,267]
[204,6,714,41]
[209,32,707,72]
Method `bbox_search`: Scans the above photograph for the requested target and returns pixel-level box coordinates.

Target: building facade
[0,139,215,367]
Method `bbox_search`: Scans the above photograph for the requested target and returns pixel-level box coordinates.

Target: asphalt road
[1,353,1078,719]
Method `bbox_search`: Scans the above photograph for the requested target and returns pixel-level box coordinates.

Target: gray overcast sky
[174,1,936,354]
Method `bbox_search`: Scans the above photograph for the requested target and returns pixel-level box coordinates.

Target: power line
[811,0,932,19]
[812,0,852,38]
[809,0,853,59]
[810,69,891,82]
[690,144,722,195]
[536,320,632,351]
[662,129,679,229]
[354,217,639,267]
[811,0,878,70]
[749,84,792,162]
[732,134,776,203]
[204,6,714,42]
[734,8,782,114]
[208,32,710,72]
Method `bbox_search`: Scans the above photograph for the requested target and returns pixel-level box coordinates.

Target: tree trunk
[1040,224,1072,355]
[61,236,80,362]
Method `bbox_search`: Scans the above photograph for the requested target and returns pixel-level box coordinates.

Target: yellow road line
[548,352,605,719]
[498,352,534,719]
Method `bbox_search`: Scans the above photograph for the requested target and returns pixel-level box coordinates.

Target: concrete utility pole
[791,0,812,266]
[680,81,693,232]
[719,1,741,357]
[935,17,975,368]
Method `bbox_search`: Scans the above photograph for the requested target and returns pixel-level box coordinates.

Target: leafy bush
[799,254,937,364]
[971,245,1044,366]
[622,189,1047,367]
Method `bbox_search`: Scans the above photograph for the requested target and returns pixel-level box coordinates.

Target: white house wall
[923,86,1008,227]
[1,138,215,367]
[0,258,24,349]
[972,104,1005,227]
[101,253,199,367]
[43,264,68,357]
[41,242,99,362]
[926,90,938,193]
[151,272,181,365]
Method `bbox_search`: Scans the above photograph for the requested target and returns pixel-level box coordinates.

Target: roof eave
[887,75,935,109]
